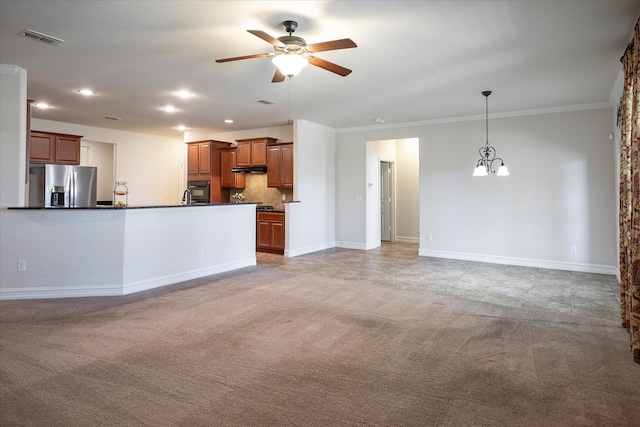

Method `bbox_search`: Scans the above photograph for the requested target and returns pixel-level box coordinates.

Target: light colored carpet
[1,267,638,426]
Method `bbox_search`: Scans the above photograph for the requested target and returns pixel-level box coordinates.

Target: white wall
[288,119,336,255]
[336,107,616,274]
[31,119,184,206]
[335,130,367,248]
[0,65,27,208]
[396,139,420,242]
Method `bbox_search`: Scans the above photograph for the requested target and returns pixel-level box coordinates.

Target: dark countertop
[7,202,259,210]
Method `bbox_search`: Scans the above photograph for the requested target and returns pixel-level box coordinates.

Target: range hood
[231,166,268,174]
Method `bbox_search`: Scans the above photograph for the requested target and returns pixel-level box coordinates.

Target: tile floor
[256,242,621,321]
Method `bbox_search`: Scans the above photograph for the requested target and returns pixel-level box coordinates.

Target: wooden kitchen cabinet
[186,139,234,202]
[30,131,82,164]
[220,148,245,188]
[235,137,277,167]
[267,142,293,188]
[256,211,285,254]
[187,141,212,175]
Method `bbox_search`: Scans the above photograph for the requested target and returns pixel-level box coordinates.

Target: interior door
[380,161,392,241]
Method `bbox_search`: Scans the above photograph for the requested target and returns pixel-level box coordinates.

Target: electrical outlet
[17,260,27,272]
[570,245,577,254]
[427,234,433,242]
[199,249,204,257]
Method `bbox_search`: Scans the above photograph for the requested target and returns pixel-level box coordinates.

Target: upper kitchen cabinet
[30,131,82,165]
[186,140,233,203]
[220,148,245,189]
[267,142,293,188]
[187,140,212,175]
[235,137,277,167]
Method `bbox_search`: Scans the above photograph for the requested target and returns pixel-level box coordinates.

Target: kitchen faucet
[182,189,192,206]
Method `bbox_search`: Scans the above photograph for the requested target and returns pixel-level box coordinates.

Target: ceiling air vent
[104,116,122,121]
[20,29,64,46]
[256,99,276,105]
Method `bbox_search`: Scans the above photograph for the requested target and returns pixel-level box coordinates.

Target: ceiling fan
[215,20,357,83]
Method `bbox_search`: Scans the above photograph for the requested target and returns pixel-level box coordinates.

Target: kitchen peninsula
[2,203,257,299]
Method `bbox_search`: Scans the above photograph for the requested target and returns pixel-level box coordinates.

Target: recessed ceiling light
[175,90,192,98]
[33,102,49,109]
[177,125,186,131]
[78,89,94,96]
[162,106,177,113]
[372,118,385,123]
[224,119,234,124]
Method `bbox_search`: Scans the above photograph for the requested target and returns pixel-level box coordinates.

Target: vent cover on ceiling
[20,29,64,46]
[256,99,276,105]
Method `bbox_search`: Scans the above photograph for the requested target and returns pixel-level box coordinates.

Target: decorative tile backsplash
[230,173,292,210]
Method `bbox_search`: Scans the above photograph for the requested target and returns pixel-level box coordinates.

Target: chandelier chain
[485,94,489,147]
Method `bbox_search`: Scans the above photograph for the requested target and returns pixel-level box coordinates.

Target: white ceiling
[1,1,638,138]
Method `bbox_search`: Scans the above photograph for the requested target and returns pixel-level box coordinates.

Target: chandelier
[473,90,509,177]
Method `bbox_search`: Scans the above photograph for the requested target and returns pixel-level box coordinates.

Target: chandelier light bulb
[497,163,510,176]
[473,164,488,176]
[272,54,308,77]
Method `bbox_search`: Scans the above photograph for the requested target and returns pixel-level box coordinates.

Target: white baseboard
[286,241,336,257]
[122,258,256,295]
[0,285,124,300]
[419,249,617,275]
[396,236,419,243]
[335,241,370,250]
[0,258,257,300]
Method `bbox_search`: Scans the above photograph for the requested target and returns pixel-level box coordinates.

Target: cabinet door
[280,144,294,188]
[251,139,268,166]
[187,144,199,174]
[198,142,211,174]
[256,219,273,250]
[271,221,285,251]
[221,149,245,188]
[267,146,281,187]
[236,141,251,167]
[55,135,81,164]
[29,132,55,163]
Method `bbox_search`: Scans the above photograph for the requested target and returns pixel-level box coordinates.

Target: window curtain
[619,17,640,364]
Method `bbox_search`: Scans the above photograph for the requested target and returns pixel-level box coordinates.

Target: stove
[256,205,274,211]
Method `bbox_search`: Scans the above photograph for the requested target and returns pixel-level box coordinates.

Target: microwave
[187,180,210,204]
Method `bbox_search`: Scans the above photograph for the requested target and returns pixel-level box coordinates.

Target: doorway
[380,160,394,242]
[80,140,115,204]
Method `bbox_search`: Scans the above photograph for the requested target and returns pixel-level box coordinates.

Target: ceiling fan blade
[247,30,282,46]
[308,56,352,76]
[306,38,357,53]
[215,53,271,63]
[272,68,286,83]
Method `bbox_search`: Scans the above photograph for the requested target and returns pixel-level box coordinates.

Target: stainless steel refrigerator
[29,164,97,207]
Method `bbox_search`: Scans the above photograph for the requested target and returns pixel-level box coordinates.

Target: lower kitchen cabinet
[256,211,285,254]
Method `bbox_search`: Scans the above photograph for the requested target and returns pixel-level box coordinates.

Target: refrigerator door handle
[70,169,76,207]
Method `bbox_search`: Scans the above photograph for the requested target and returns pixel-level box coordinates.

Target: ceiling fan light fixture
[272,54,308,77]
